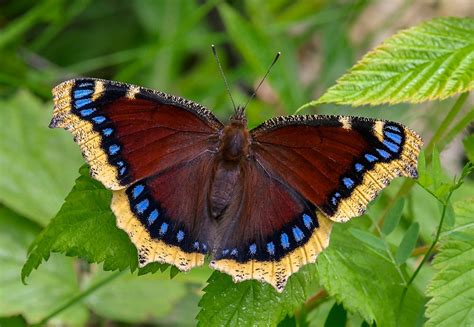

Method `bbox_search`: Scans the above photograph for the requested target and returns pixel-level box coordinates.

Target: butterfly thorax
[209,116,250,219]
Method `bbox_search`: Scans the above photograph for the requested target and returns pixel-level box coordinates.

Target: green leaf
[0,207,88,325]
[382,198,405,236]
[85,269,187,323]
[463,134,474,163]
[426,199,474,327]
[312,17,474,106]
[348,228,388,254]
[317,221,424,327]
[0,90,83,225]
[395,222,420,265]
[22,166,138,282]
[324,302,347,327]
[197,265,319,326]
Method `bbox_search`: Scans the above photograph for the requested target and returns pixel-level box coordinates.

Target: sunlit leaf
[310,17,474,106]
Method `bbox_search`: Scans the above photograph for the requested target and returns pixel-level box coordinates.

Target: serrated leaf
[426,199,474,327]
[197,265,319,326]
[395,222,420,264]
[382,198,405,236]
[317,221,424,327]
[22,166,138,281]
[312,17,474,106]
[0,90,83,225]
[0,207,88,325]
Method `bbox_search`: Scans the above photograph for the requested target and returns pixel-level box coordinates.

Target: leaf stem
[397,186,454,318]
[32,270,124,326]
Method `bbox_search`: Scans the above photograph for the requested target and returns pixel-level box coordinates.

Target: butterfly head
[230,106,247,124]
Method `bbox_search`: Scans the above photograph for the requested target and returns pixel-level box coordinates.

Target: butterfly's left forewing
[51,78,223,271]
[250,115,423,222]
[51,78,222,190]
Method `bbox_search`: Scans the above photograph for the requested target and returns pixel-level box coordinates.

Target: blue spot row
[74,89,93,99]
[303,214,313,229]
[177,230,185,242]
[109,144,120,155]
[92,116,106,124]
[132,184,144,198]
[136,199,149,214]
[148,209,159,225]
[292,226,304,242]
[75,98,92,109]
[249,243,257,255]
[80,108,95,117]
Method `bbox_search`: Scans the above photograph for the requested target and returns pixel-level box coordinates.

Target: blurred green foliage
[0,1,473,326]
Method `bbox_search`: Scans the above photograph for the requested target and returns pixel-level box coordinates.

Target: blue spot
[343,177,354,189]
[147,209,159,225]
[355,163,364,172]
[119,167,126,176]
[75,98,92,109]
[376,148,391,159]
[230,248,238,256]
[159,222,168,236]
[267,242,275,255]
[383,140,400,153]
[202,243,208,252]
[79,108,95,117]
[78,82,94,87]
[335,192,341,198]
[331,197,337,206]
[303,214,312,229]
[135,199,149,214]
[193,242,200,250]
[385,125,401,133]
[109,144,120,155]
[177,230,185,242]
[292,226,305,242]
[249,243,257,255]
[102,128,113,136]
[92,116,106,124]
[116,161,124,167]
[385,131,402,144]
[281,233,290,249]
[132,184,144,198]
[74,89,93,99]
[365,154,378,162]
[222,249,229,256]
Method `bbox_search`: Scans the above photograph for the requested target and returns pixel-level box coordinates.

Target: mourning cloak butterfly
[50,77,422,292]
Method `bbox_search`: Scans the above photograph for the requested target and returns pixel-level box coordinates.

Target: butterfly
[50,77,422,292]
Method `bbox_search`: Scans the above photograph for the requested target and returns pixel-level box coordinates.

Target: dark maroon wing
[250,115,423,222]
[50,78,222,190]
[111,151,216,271]
[209,159,333,292]
[51,78,223,271]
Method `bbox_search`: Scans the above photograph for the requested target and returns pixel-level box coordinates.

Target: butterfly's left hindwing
[51,78,222,190]
[251,115,423,222]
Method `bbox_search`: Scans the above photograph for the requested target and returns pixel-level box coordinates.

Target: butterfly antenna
[243,51,281,111]
[212,44,237,113]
